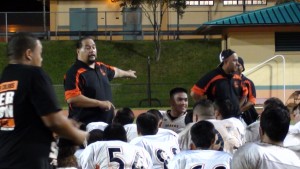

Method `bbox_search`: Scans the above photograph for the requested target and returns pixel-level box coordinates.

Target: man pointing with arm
[64,36,136,125]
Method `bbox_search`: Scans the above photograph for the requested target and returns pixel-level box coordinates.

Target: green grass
[0,39,221,108]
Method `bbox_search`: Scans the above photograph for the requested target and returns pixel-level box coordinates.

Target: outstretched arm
[114,68,137,78]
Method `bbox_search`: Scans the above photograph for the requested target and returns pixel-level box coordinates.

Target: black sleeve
[31,68,62,116]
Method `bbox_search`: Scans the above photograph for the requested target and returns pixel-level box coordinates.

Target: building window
[223,0,266,5]
[275,32,300,51]
[186,0,214,6]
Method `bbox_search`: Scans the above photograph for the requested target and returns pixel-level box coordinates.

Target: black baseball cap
[218,49,236,67]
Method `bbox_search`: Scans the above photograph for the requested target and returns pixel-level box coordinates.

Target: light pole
[37,0,47,38]
[43,0,47,38]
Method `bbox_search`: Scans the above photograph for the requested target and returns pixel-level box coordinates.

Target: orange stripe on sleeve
[192,75,225,96]
[65,89,81,100]
[191,85,205,96]
[64,68,86,100]
[97,62,115,71]
[245,80,256,104]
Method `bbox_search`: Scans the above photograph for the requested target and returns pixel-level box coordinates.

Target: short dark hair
[113,107,135,125]
[169,87,188,98]
[103,123,127,142]
[193,99,214,117]
[57,138,78,168]
[191,120,216,149]
[213,99,233,119]
[147,109,163,121]
[87,129,104,145]
[263,97,285,109]
[136,113,158,135]
[260,106,290,142]
[7,32,38,60]
[76,36,94,49]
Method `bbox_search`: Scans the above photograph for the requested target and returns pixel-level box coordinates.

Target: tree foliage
[114,0,187,61]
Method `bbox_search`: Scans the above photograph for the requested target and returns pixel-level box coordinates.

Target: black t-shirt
[64,60,115,125]
[0,64,61,169]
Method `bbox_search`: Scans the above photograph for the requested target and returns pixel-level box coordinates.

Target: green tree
[114,0,186,61]
[169,0,187,40]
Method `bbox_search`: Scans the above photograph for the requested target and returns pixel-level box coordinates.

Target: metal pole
[5,13,8,42]
[43,0,47,37]
[105,11,107,40]
[147,56,152,107]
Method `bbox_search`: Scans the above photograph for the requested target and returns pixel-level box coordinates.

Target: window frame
[223,0,267,6]
[186,0,214,6]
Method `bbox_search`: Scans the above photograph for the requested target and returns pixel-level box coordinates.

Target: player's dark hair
[113,107,135,126]
[76,36,94,49]
[191,120,216,149]
[263,97,285,110]
[193,99,214,117]
[260,105,290,142]
[147,109,163,121]
[7,32,38,60]
[213,99,233,119]
[136,113,158,135]
[103,123,127,142]
[169,87,188,98]
[57,138,78,168]
[88,129,104,145]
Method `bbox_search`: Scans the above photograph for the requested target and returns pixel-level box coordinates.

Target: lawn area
[0,39,221,108]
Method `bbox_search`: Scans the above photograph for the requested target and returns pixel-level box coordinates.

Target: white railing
[244,55,286,102]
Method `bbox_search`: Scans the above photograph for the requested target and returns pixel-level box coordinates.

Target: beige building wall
[50,0,276,40]
[225,29,300,103]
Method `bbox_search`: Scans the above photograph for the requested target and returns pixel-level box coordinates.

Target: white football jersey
[124,123,138,142]
[86,121,108,132]
[178,119,242,154]
[168,150,232,169]
[130,132,180,169]
[232,142,300,169]
[284,123,300,148]
[290,122,300,134]
[157,128,179,138]
[284,132,300,147]
[223,117,246,144]
[245,121,260,143]
[161,110,187,133]
[79,140,153,169]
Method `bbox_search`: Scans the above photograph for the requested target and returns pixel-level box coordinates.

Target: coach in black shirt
[64,36,136,125]
[190,49,245,117]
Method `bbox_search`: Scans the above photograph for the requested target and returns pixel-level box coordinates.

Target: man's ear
[190,143,196,150]
[193,114,198,122]
[25,49,32,61]
[215,110,220,119]
[158,120,162,128]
